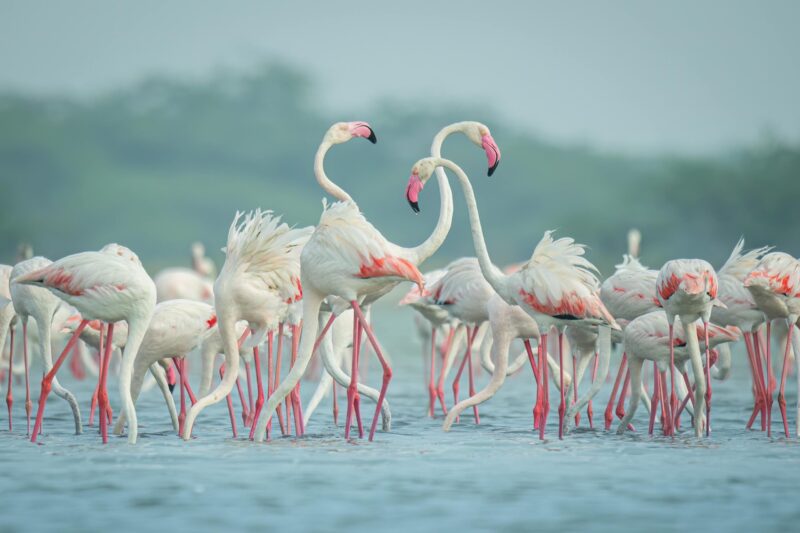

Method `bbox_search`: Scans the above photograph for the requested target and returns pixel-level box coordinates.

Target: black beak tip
[408,199,420,213]
[168,383,176,393]
[367,130,377,144]
[488,161,499,177]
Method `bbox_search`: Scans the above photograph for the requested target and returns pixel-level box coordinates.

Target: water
[1,309,799,532]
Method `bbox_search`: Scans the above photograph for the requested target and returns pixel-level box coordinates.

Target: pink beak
[406,173,424,213]
[482,134,501,176]
[348,122,377,143]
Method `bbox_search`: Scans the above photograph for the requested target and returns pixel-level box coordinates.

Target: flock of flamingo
[1,120,798,446]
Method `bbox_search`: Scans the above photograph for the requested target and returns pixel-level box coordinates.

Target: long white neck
[408,124,458,263]
[118,312,152,444]
[436,158,510,301]
[314,139,354,203]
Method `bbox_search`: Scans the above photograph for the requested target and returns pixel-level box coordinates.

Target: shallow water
[1,309,799,532]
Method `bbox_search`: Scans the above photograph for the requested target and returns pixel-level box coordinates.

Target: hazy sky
[2,1,798,154]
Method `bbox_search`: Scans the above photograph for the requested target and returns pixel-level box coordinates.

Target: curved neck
[409,124,459,263]
[437,158,510,300]
[314,139,354,203]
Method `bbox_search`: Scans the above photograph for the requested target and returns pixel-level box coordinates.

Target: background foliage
[1,63,796,277]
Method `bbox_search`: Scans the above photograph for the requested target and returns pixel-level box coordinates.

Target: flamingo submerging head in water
[656,259,721,437]
[12,243,156,444]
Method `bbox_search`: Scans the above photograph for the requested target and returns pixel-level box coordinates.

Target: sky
[1,1,798,154]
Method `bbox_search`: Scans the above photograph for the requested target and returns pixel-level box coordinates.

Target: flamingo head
[463,122,501,176]
[405,158,440,213]
[326,121,377,145]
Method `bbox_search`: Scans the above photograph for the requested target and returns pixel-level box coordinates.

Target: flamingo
[743,251,800,437]
[181,210,313,441]
[191,242,216,279]
[154,268,214,303]
[598,254,660,430]
[616,311,740,434]
[399,268,459,417]
[656,259,720,437]
[254,121,502,443]
[443,291,572,431]
[710,239,771,430]
[12,243,156,444]
[0,264,19,430]
[427,257,494,424]
[407,157,618,440]
[10,257,82,436]
[113,299,217,438]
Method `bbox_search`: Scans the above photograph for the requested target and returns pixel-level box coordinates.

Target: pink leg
[765,322,773,437]
[558,331,566,439]
[89,325,105,428]
[23,322,31,435]
[351,301,392,442]
[244,361,254,426]
[353,319,364,438]
[175,359,186,436]
[744,332,767,430]
[332,380,339,426]
[538,333,548,440]
[702,321,711,436]
[616,368,630,421]
[265,331,283,437]
[466,327,480,425]
[588,352,599,429]
[435,327,455,415]
[451,326,473,414]
[290,324,304,436]
[30,321,89,442]
[97,323,115,444]
[543,336,551,437]
[344,308,361,440]
[658,369,673,435]
[5,325,14,431]
[777,321,794,438]
[753,329,769,430]
[219,365,237,438]
[234,372,249,425]
[524,340,540,429]
[668,322,677,437]
[428,328,438,417]
[247,344,267,441]
[275,323,287,435]
[648,363,660,435]
[572,354,580,427]
[605,354,627,430]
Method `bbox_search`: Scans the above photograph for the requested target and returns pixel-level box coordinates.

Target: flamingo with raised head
[656,259,720,437]
[407,157,618,440]
[12,243,156,443]
[10,257,82,436]
[254,121,502,443]
[744,251,800,437]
